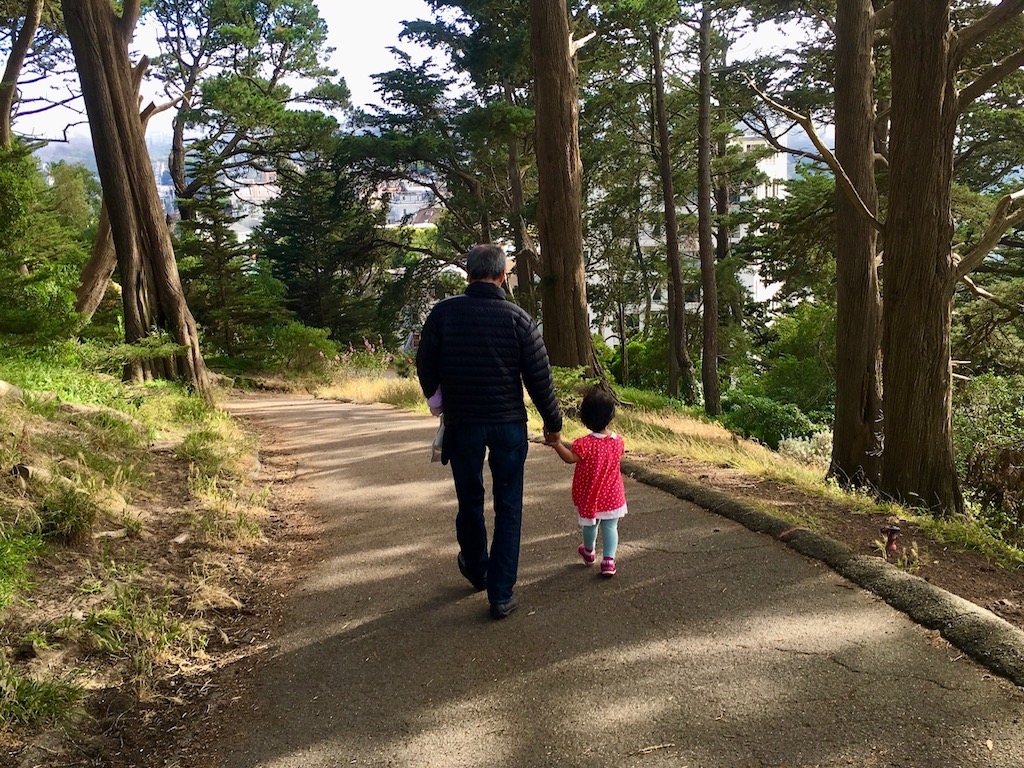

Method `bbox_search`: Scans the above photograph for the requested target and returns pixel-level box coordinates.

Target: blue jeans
[446,421,528,605]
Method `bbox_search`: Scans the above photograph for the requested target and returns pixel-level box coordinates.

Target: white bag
[430,415,445,463]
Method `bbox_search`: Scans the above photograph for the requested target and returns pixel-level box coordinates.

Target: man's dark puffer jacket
[416,281,563,433]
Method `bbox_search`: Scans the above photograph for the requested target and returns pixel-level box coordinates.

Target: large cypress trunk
[62,0,212,403]
[697,6,720,415]
[881,0,962,513]
[528,0,594,370]
[650,26,696,401]
[830,0,883,487]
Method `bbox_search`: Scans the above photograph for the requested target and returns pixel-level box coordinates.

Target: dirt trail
[181,395,1024,768]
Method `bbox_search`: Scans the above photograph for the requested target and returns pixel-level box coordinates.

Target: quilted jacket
[416,281,563,433]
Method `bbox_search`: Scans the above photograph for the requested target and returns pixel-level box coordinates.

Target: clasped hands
[543,428,562,446]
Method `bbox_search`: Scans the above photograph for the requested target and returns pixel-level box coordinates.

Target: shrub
[550,366,600,418]
[333,337,394,378]
[263,322,338,373]
[779,431,834,467]
[720,389,823,449]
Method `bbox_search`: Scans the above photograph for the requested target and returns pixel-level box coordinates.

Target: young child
[548,387,627,576]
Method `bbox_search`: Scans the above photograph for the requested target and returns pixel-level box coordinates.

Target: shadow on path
[190,396,1024,768]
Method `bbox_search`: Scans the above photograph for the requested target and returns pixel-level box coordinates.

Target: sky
[315,0,434,111]
[21,0,435,141]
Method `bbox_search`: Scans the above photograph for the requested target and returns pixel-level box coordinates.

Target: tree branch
[119,0,144,48]
[955,0,1024,56]
[873,3,894,29]
[958,48,1024,110]
[959,275,1024,321]
[955,188,1024,279]
[569,32,596,57]
[739,115,826,164]
[746,78,884,233]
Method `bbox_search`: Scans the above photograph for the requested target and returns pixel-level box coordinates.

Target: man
[417,244,563,619]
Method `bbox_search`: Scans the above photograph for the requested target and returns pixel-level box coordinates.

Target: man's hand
[543,429,562,446]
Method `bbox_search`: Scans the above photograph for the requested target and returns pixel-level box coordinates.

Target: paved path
[199,396,1024,768]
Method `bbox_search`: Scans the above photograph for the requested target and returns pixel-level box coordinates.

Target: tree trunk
[506,84,538,318]
[0,0,43,147]
[528,0,595,370]
[77,59,164,324]
[650,26,696,402]
[881,0,961,513]
[75,201,117,318]
[617,302,629,387]
[830,0,884,488]
[697,6,720,416]
[62,0,212,403]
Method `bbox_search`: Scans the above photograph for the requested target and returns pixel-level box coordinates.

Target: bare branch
[569,32,596,58]
[959,275,1024,322]
[955,188,1024,279]
[958,49,1024,110]
[746,77,884,233]
[955,0,1024,56]
[739,115,826,164]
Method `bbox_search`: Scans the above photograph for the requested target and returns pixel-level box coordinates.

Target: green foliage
[953,374,1024,476]
[719,389,824,450]
[0,145,88,349]
[0,657,82,727]
[619,323,671,394]
[176,147,292,360]
[256,141,394,345]
[261,321,339,373]
[550,366,601,417]
[743,301,836,417]
[39,486,98,545]
[334,337,394,378]
[737,168,837,305]
[0,530,43,611]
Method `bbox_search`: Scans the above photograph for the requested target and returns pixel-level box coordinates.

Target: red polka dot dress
[570,432,627,525]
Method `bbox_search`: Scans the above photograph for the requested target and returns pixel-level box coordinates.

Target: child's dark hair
[579,387,615,432]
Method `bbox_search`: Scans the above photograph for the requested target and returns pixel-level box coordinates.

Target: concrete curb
[622,458,1024,687]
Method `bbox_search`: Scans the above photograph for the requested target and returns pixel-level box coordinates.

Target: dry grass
[316,376,424,409]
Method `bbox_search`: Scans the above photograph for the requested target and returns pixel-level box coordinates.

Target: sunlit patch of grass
[0,529,43,611]
[317,377,424,409]
[187,469,265,548]
[907,508,1024,570]
[56,584,209,690]
[176,414,254,481]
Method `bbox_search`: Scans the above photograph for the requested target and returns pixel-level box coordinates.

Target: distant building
[383,181,436,225]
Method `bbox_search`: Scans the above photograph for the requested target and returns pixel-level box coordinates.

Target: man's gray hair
[465,244,507,281]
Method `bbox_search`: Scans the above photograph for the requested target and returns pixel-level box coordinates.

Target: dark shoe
[457,552,487,592]
[489,594,519,619]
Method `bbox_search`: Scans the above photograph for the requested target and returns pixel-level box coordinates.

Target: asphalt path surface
[199,395,1024,768]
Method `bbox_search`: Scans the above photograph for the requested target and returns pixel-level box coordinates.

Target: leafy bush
[720,389,823,449]
[333,337,394,378]
[954,374,1024,538]
[262,321,338,372]
[779,431,834,466]
[550,366,600,418]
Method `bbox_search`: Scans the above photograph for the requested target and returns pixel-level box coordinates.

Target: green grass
[0,530,43,611]
[59,584,208,687]
[0,657,82,727]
